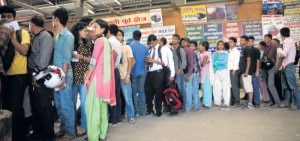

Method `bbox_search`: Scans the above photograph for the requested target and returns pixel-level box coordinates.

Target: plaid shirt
[0,25,10,74]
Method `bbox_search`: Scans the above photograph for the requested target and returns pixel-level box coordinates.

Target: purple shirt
[281,37,296,67]
[184,47,195,77]
[263,42,277,63]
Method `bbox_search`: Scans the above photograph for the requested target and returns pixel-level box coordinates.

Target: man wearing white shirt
[107,24,122,126]
[228,37,241,107]
[145,34,168,117]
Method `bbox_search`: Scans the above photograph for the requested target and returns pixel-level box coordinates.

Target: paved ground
[58,98,300,141]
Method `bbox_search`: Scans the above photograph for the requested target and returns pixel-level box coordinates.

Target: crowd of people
[0,5,300,141]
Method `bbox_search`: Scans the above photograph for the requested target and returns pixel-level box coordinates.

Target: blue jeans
[73,84,87,130]
[131,74,146,116]
[176,73,186,111]
[120,79,135,119]
[252,75,260,105]
[282,65,300,107]
[54,77,76,135]
[186,74,201,110]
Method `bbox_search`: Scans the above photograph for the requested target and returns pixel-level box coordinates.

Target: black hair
[273,38,280,44]
[133,30,141,40]
[229,37,237,43]
[280,27,290,37]
[264,34,273,39]
[217,40,224,50]
[160,37,167,46]
[147,34,157,43]
[190,41,198,48]
[94,19,108,37]
[200,41,209,51]
[71,22,88,48]
[118,29,124,37]
[30,15,44,28]
[240,35,249,41]
[108,24,119,36]
[224,42,230,50]
[0,6,16,18]
[259,41,266,47]
[79,17,93,25]
[249,36,255,41]
[172,34,180,40]
[52,8,69,26]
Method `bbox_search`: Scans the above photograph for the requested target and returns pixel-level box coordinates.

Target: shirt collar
[57,28,68,36]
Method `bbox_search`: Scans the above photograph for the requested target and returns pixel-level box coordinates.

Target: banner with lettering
[284,0,299,4]
[226,4,237,21]
[102,13,150,26]
[185,25,204,43]
[119,25,141,45]
[263,0,283,3]
[150,8,163,27]
[242,20,263,45]
[262,15,283,41]
[140,25,176,45]
[180,5,207,25]
[222,22,242,43]
[283,17,300,42]
[203,24,223,48]
[284,4,300,16]
[207,3,227,22]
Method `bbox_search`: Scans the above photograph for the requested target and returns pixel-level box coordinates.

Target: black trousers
[28,75,54,139]
[109,68,122,124]
[145,70,164,113]
[1,74,28,141]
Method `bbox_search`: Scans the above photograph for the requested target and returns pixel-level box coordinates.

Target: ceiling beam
[97,0,122,16]
[11,0,49,16]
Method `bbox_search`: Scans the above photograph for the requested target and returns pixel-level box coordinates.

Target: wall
[45,0,263,37]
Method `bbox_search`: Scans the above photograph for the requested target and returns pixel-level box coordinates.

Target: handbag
[261,56,274,70]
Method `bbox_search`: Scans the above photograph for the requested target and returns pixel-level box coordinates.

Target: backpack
[163,81,183,110]
[176,46,189,74]
[0,29,22,72]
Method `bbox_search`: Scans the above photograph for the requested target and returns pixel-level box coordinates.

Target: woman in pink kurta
[84,19,115,141]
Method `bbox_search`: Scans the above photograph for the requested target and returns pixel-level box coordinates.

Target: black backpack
[176,46,189,74]
[0,29,22,72]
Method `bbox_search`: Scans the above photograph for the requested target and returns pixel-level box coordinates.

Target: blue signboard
[203,23,223,48]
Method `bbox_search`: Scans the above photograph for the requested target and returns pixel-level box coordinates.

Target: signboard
[119,25,141,45]
[242,20,263,45]
[262,15,283,41]
[180,5,207,25]
[284,4,300,16]
[102,13,150,26]
[226,4,238,21]
[283,17,300,42]
[203,24,223,48]
[140,25,176,45]
[185,25,204,43]
[222,22,242,43]
[207,3,227,22]
[284,0,300,4]
[150,8,163,27]
[263,0,283,3]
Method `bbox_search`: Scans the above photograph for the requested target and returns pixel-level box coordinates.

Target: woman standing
[212,41,231,110]
[84,19,116,141]
[199,41,213,109]
[258,41,270,102]
[70,22,91,136]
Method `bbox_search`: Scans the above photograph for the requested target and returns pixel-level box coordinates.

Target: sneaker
[242,103,253,110]
[230,104,241,108]
[156,111,162,117]
[169,112,179,116]
[270,103,279,108]
[191,107,200,112]
[117,120,123,125]
[265,102,274,107]
[135,113,140,118]
[220,106,230,111]
[254,104,260,108]
[109,123,117,127]
[279,103,289,108]
[55,131,65,138]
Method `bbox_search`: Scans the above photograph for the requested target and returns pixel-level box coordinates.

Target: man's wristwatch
[126,75,130,78]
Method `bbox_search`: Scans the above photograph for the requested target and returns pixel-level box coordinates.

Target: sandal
[77,129,87,137]
[128,118,136,124]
